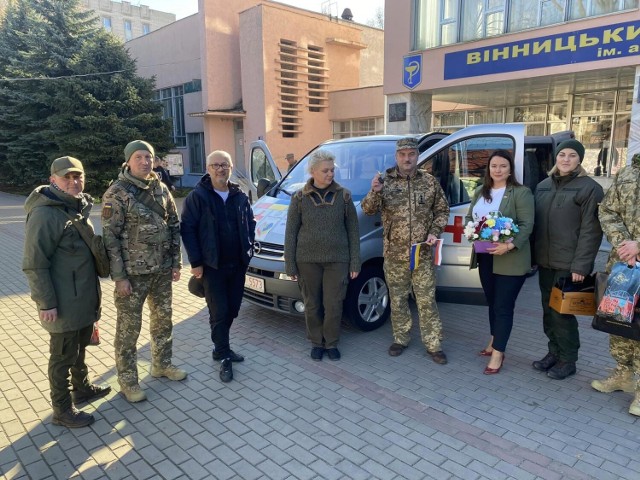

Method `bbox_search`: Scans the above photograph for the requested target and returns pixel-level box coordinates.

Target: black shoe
[310,347,324,361]
[547,361,576,380]
[219,359,233,383]
[428,350,448,365]
[532,352,557,372]
[52,406,95,428]
[212,349,245,362]
[326,348,341,361]
[71,384,112,404]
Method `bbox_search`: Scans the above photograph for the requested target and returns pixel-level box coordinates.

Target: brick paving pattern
[0,191,638,479]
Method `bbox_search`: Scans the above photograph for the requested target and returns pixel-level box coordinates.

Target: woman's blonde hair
[307,150,335,174]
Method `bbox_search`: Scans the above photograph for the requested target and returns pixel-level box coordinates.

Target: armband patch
[102,203,113,219]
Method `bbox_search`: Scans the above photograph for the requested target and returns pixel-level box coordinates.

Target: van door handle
[375,221,381,226]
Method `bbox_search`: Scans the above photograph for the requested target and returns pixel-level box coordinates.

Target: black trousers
[49,324,93,413]
[538,267,580,362]
[477,254,526,352]
[202,264,246,357]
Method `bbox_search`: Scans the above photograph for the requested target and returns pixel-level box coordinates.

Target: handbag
[60,210,111,278]
[592,263,640,340]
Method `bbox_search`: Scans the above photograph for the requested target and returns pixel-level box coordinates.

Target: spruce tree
[0,0,173,193]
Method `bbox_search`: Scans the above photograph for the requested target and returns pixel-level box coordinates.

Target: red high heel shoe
[483,354,505,375]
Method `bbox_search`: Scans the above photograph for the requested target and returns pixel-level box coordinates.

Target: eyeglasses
[209,163,231,171]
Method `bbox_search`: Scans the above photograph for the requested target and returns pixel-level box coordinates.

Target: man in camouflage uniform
[362,138,450,363]
[102,140,185,403]
[591,152,640,416]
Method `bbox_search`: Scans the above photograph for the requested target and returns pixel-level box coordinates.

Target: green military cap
[51,156,84,176]
[124,140,155,163]
[632,153,640,166]
[396,137,418,152]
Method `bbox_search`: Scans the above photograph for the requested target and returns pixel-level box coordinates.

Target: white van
[241,124,573,331]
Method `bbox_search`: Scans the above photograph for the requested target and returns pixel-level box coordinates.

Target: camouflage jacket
[102,169,182,280]
[599,158,640,271]
[361,167,450,260]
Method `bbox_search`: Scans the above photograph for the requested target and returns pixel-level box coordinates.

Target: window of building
[332,118,384,139]
[143,23,150,35]
[277,39,301,138]
[461,0,506,42]
[413,0,638,49]
[570,0,638,19]
[153,86,186,147]
[307,45,328,113]
[187,133,205,174]
[433,111,466,132]
[102,17,112,32]
[124,20,133,41]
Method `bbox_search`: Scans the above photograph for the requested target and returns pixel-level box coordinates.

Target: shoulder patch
[102,203,113,219]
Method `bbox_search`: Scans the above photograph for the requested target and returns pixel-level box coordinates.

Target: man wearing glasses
[181,151,256,383]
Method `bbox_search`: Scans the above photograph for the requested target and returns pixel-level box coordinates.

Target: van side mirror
[257,178,276,198]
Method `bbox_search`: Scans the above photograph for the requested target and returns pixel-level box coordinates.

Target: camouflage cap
[633,153,640,167]
[396,137,418,152]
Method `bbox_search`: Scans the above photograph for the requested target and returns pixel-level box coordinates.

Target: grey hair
[307,150,335,174]
[206,150,233,167]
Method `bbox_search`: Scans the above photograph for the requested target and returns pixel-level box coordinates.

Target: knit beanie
[555,139,585,163]
[124,140,155,163]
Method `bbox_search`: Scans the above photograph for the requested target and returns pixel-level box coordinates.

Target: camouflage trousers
[609,334,640,388]
[114,271,174,387]
[384,255,442,351]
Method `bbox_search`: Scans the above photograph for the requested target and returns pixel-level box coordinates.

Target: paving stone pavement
[0,190,639,480]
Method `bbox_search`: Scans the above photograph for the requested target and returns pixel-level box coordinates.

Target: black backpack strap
[115,179,167,220]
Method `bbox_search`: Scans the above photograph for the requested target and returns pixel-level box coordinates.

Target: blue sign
[403,54,422,90]
[444,20,640,80]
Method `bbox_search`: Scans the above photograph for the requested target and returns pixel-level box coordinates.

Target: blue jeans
[477,254,526,352]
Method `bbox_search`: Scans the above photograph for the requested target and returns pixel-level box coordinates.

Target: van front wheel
[345,266,390,331]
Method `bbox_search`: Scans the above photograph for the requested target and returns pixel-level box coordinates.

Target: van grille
[254,241,284,259]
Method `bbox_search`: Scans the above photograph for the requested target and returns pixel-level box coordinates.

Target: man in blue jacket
[181,150,255,383]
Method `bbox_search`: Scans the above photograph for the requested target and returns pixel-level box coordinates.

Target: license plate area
[244,274,265,293]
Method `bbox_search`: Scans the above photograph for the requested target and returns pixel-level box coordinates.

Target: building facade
[82,0,175,42]
[384,1,640,184]
[126,0,384,186]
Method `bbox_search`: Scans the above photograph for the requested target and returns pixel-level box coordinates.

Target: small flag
[410,239,444,270]
[432,239,443,266]
[410,243,421,271]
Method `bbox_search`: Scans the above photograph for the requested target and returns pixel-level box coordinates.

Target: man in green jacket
[23,157,111,428]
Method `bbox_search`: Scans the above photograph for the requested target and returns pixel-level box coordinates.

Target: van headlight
[278,273,296,281]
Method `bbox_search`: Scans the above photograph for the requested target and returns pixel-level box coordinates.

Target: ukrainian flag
[410,243,421,271]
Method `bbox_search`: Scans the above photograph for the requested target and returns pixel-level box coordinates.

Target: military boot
[629,391,640,417]
[52,406,95,428]
[120,384,147,403]
[151,364,187,381]
[591,368,635,393]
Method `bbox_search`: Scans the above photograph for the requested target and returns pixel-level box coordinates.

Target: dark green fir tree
[0,0,173,193]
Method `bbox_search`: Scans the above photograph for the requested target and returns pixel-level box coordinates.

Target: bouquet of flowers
[464,211,520,253]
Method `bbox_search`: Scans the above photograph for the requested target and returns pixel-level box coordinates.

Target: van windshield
[275,139,399,201]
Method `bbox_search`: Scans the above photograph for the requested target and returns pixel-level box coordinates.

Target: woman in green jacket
[466,150,535,374]
[533,139,603,380]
